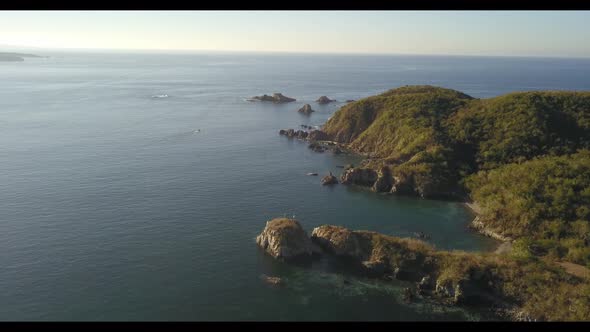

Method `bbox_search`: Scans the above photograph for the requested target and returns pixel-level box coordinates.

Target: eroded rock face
[310,225,370,260]
[340,168,378,186]
[316,96,335,104]
[307,130,330,141]
[298,104,315,115]
[372,166,393,192]
[390,175,415,195]
[252,93,296,103]
[256,218,318,261]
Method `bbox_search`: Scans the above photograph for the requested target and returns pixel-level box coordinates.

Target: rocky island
[267,85,590,321]
[249,93,296,103]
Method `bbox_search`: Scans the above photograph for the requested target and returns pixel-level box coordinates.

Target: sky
[1,11,590,57]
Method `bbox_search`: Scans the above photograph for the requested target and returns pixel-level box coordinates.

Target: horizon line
[2,44,590,60]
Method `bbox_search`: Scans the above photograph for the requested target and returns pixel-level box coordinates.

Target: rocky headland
[301,86,590,271]
[269,85,590,320]
[256,218,590,321]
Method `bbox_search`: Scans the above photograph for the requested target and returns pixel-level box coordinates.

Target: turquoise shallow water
[1,52,590,320]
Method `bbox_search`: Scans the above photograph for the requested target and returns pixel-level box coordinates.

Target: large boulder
[256,218,319,261]
[340,168,378,186]
[298,104,315,115]
[252,93,296,103]
[372,166,393,192]
[316,96,335,104]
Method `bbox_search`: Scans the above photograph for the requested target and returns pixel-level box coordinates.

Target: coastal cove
[2,52,590,320]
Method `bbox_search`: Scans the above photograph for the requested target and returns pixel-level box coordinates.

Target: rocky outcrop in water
[307,130,330,141]
[316,96,336,104]
[256,218,319,261]
[279,128,308,139]
[260,274,283,286]
[308,142,326,153]
[298,104,315,115]
[321,172,338,185]
[251,93,296,103]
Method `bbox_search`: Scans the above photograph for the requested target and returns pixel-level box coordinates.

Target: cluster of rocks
[249,94,344,106]
[298,104,315,115]
[279,128,308,139]
[300,124,314,130]
[250,93,296,103]
[278,128,343,155]
[256,219,504,308]
[308,142,326,153]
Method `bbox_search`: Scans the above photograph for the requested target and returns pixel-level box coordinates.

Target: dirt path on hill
[555,262,590,280]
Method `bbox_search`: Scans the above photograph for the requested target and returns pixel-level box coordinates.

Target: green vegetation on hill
[447,91,590,171]
[322,85,590,266]
[466,151,590,267]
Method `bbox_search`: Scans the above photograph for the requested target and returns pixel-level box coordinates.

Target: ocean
[1,51,590,320]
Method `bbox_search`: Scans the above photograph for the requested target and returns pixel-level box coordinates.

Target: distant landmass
[0,52,46,62]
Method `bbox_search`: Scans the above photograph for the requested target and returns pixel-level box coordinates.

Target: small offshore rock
[260,274,283,286]
[298,104,315,115]
[316,96,336,104]
[321,172,338,185]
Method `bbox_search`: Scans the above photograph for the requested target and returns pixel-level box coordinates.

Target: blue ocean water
[1,52,589,321]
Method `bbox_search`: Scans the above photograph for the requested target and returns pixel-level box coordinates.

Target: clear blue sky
[1,11,590,57]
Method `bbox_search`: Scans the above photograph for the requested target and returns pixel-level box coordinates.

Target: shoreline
[463,201,513,254]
